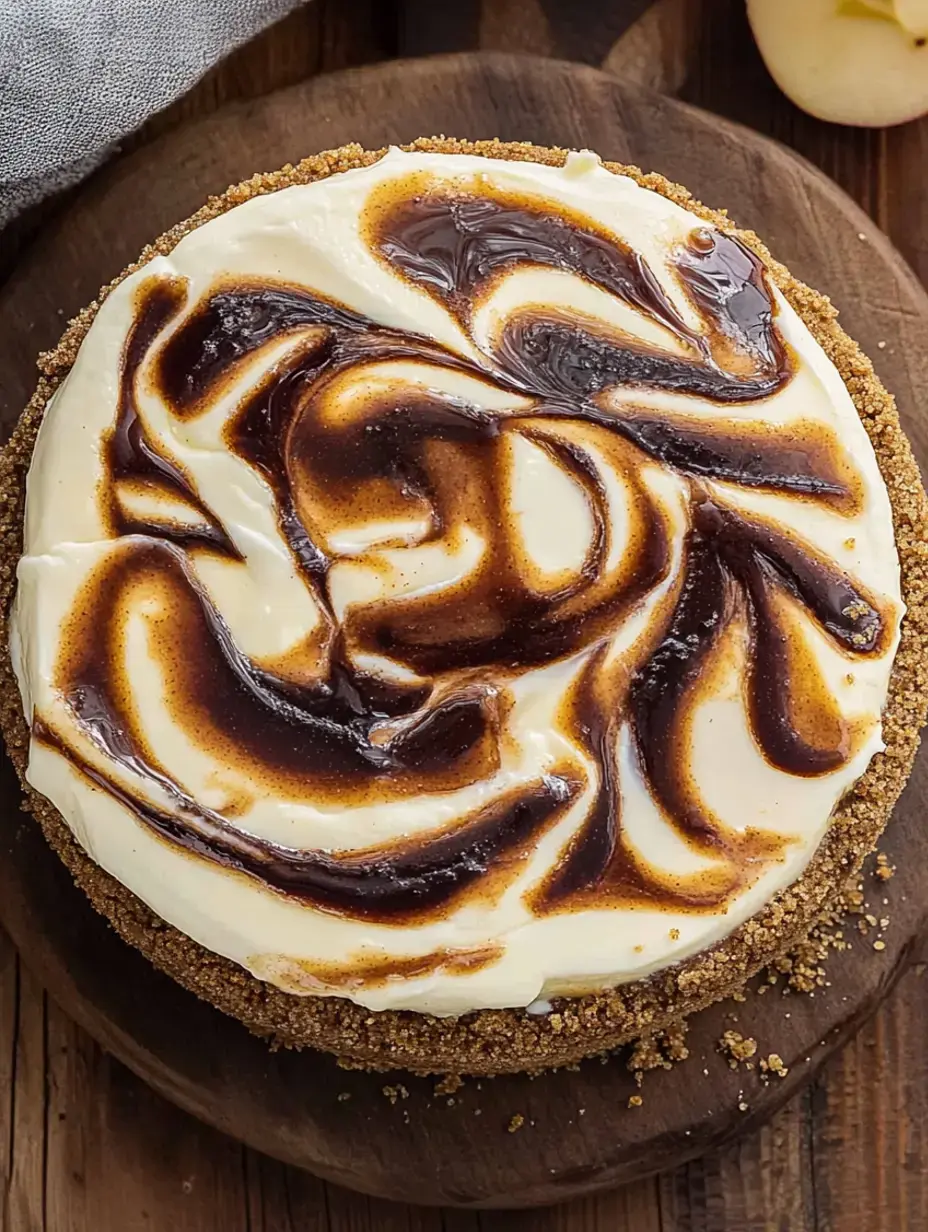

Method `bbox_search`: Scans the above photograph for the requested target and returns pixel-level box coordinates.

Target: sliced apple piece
[895,0,928,36]
[747,0,928,127]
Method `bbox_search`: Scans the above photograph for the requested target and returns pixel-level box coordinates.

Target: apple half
[747,0,928,126]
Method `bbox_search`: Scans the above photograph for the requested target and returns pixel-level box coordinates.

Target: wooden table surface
[2,2,928,1228]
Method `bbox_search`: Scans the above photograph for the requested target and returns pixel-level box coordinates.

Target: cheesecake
[2,138,925,1074]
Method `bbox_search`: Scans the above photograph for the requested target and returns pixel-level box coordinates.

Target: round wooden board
[1,52,927,1210]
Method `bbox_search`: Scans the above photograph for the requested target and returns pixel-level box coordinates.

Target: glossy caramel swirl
[12,150,902,1013]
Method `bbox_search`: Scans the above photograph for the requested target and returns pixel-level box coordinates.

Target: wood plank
[4,966,46,1232]
[320,0,399,72]
[478,1180,662,1231]
[1,931,19,1232]
[134,7,323,145]
[325,1186,445,1231]
[807,963,928,1232]
[658,1094,816,1232]
[440,1210,481,1232]
[43,999,249,1232]
[398,0,481,56]
[243,1151,332,1232]
[884,118,928,290]
[405,0,658,65]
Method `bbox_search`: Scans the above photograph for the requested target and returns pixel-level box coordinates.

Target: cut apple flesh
[748,0,928,127]
[846,0,928,30]
[895,0,928,36]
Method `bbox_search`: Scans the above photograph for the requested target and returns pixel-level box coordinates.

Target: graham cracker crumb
[627,1023,689,1073]
[875,852,895,881]
[760,1053,789,1079]
[507,1114,525,1133]
[719,1030,758,1068]
[434,1074,463,1096]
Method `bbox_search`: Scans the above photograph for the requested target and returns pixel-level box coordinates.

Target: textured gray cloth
[0,0,305,224]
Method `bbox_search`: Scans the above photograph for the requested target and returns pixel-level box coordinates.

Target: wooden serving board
[1,53,927,1210]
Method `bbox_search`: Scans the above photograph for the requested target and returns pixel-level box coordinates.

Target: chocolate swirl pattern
[12,150,902,1013]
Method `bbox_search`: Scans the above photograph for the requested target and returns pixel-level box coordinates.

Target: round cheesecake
[2,139,926,1074]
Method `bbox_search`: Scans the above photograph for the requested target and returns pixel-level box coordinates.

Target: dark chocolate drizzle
[108,277,239,556]
[373,192,692,334]
[45,173,891,924]
[34,718,573,920]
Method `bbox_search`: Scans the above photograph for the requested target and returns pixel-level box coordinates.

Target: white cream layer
[10,148,903,1015]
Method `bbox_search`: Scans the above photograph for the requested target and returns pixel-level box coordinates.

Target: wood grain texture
[2,0,928,1227]
[808,962,928,1232]
[659,1090,817,1231]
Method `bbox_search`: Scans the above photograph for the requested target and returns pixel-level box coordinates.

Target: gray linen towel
[0,0,305,224]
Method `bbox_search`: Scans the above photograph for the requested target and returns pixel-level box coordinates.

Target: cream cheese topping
[10,148,903,1014]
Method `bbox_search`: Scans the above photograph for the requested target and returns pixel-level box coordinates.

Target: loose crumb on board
[434,1074,464,1096]
[759,1054,789,1080]
[382,1084,409,1105]
[719,1031,758,1068]
[627,1024,690,1075]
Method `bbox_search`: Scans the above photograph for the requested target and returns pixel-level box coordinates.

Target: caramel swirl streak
[61,541,498,794]
[372,187,790,399]
[34,720,575,920]
[372,191,693,337]
[107,276,239,555]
